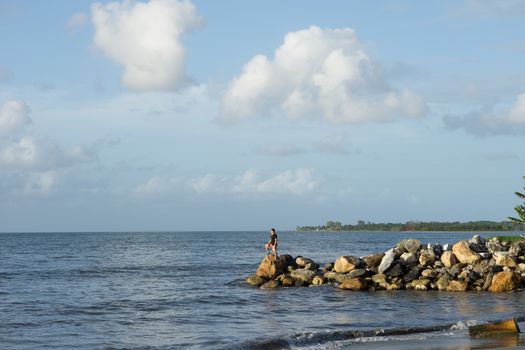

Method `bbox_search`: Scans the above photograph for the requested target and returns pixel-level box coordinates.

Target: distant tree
[509,176,525,225]
[357,220,365,226]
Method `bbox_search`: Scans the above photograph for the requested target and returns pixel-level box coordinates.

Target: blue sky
[0,0,524,232]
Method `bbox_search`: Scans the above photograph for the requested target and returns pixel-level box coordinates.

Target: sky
[0,0,524,232]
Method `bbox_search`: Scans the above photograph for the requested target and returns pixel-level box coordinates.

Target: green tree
[509,176,525,225]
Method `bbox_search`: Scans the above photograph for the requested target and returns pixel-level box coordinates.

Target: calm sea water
[1,231,525,349]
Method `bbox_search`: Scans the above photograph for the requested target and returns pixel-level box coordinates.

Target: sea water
[1,231,525,349]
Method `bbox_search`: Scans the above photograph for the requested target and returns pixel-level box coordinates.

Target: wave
[223,317,525,350]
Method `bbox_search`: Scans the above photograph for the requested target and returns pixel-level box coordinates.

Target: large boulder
[378,249,396,273]
[385,263,405,277]
[334,256,362,273]
[440,251,458,269]
[397,239,421,254]
[290,268,316,284]
[363,253,384,268]
[493,252,517,268]
[488,271,521,293]
[452,240,482,264]
[256,255,287,279]
[339,277,369,291]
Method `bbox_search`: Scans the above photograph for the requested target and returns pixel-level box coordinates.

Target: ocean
[1,231,525,349]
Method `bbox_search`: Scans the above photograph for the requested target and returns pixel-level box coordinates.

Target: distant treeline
[296,220,523,232]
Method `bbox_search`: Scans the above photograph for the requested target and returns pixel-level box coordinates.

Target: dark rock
[403,266,422,282]
[386,263,405,277]
[363,253,384,268]
[397,239,421,254]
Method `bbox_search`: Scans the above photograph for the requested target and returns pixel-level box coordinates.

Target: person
[265,228,278,258]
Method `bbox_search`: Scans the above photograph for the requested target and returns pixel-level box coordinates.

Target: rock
[411,279,431,291]
[347,268,367,279]
[291,269,316,284]
[339,277,369,291]
[487,238,506,254]
[281,254,295,268]
[363,253,384,268]
[469,234,486,248]
[449,263,466,278]
[305,261,320,271]
[378,249,396,273]
[311,275,325,286]
[440,251,458,269]
[479,252,491,259]
[397,239,421,254]
[385,263,405,277]
[372,273,387,284]
[260,280,280,289]
[400,252,418,265]
[489,271,521,293]
[421,269,437,279]
[323,262,334,272]
[334,256,363,273]
[509,244,522,256]
[436,277,449,291]
[447,280,469,292]
[323,271,340,282]
[482,273,494,291]
[386,281,404,290]
[443,243,451,251]
[403,266,422,283]
[452,241,482,264]
[296,256,318,270]
[246,274,267,286]
[281,276,295,287]
[493,252,517,268]
[256,255,288,279]
[419,250,436,267]
[518,263,525,273]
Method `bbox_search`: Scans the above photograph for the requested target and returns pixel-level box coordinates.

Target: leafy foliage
[508,176,525,225]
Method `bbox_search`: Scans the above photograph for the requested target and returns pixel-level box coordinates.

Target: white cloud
[67,12,88,30]
[23,171,58,194]
[91,0,202,91]
[135,168,322,197]
[259,143,306,157]
[443,92,525,136]
[186,173,216,194]
[233,168,320,195]
[0,136,94,171]
[0,100,32,136]
[221,26,425,124]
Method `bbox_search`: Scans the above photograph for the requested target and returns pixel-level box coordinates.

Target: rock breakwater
[245,235,525,292]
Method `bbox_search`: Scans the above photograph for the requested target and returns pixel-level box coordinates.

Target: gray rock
[403,266,422,282]
[347,268,367,279]
[443,243,451,251]
[397,239,421,254]
[400,252,418,265]
[378,248,396,273]
[479,252,491,259]
[469,234,486,246]
[386,263,405,277]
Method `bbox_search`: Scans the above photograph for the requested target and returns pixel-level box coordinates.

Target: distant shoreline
[297,220,523,232]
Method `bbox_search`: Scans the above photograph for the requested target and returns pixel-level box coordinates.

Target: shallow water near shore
[1,230,525,349]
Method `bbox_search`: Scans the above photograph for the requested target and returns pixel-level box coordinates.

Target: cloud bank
[135,168,321,197]
[443,92,525,136]
[221,26,425,124]
[91,0,202,91]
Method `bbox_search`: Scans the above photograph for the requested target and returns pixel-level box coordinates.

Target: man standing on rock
[265,228,278,258]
